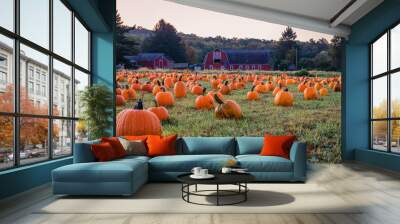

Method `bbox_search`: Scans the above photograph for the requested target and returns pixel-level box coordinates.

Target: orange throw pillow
[146,135,177,157]
[101,137,126,158]
[91,142,117,162]
[260,134,296,159]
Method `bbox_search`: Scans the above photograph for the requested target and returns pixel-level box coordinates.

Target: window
[28,81,34,94]
[0,34,14,112]
[75,17,90,70]
[0,0,14,31]
[370,23,400,153]
[0,0,91,170]
[74,69,89,118]
[20,0,49,48]
[53,59,72,117]
[53,0,72,60]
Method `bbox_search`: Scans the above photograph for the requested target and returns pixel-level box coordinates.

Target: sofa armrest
[289,141,307,181]
[73,140,100,163]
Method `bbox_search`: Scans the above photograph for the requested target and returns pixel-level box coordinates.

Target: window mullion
[388,30,391,152]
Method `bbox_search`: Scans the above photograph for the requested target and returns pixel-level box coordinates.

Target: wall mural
[114,9,343,163]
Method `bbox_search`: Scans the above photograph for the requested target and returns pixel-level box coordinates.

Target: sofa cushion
[236,155,293,172]
[178,137,236,155]
[53,158,147,183]
[236,137,263,155]
[149,154,235,172]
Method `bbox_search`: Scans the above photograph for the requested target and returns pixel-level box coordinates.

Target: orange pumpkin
[304,84,319,100]
[246,86,259,101]
[164,77,174,89]
[255,83,267,93]
[152,80,162,95]
[265,82,275,92]
[214,94,242,119]
[272,86,281,96]
[141,82,153,93]
[319,87,329,96]
[155,87,175,106]
[274,88,294,106]
[298,82,307,92]
[131,80,141,90]
[116,95,125,106]
[191,84,204,95]
[210,76,219,90]
[174,76,187,98]
[116,99,162,136]
[122,87,136,100]
[148,100,169,121]
[195,88,214,110]
[219,81,231,95]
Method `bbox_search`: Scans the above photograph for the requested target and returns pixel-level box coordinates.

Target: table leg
[245,183,247,201]
[217,184,219,206]
[195,184,198,192]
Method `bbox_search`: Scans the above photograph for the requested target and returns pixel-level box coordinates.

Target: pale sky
[117,0,333,42]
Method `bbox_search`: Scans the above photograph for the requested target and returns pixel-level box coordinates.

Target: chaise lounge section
[52,137,306,196]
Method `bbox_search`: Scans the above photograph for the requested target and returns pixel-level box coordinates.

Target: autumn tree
[0,85,59,150]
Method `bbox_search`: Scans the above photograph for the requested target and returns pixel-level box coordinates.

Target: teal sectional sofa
[52,137,307,196]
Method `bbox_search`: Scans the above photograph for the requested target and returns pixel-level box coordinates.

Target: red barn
[203,49,271,70]
[125,53,173,69]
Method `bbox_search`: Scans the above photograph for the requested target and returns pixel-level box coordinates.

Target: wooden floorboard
[1,162,400,224]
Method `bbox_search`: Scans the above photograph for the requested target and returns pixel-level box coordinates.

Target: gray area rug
[38,183,362,214]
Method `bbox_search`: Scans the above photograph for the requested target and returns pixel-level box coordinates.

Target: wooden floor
[1,162,400,224]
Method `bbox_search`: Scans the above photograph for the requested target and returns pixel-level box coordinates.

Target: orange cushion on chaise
[259,134,296,159]
[101,137,127,158]
[146,135,177,157]
[91,142,118,161]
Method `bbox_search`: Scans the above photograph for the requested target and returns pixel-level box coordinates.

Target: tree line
[116,12,345,71]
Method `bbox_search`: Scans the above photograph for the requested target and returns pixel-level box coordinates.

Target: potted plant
[79,84,113,140]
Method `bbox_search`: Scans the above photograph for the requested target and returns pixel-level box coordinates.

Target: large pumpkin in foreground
[116,99,162,136]
[214,94,242,119]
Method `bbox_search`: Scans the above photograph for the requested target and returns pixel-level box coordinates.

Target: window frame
[370,21,400,154]
[0,0,92,171]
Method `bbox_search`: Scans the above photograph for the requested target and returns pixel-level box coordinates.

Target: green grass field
[117,74,341,163]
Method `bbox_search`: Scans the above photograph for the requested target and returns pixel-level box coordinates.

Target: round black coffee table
[177,173,255,206]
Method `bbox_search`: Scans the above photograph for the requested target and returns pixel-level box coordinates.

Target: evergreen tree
[116,11,139,65]
[142,19,187,62]
[329,35,345,70]
[275,26,298,70]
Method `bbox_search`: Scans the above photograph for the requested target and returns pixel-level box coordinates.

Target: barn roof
[222,49,270,65]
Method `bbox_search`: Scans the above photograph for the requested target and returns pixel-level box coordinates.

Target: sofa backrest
[177,137,236,155]
[235,137,264,155]
[73,140,100,163]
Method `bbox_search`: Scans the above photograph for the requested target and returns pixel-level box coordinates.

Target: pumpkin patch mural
[115,3,343,162]
[115,70,342,162]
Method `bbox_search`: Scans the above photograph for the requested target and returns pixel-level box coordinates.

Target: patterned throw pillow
[119,137,147,156]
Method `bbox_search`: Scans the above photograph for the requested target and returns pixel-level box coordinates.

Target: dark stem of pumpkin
[214,93,224,105]
[161,87,166,92]
[284,88,289,92]
[251,85,256,91]
[157,80,161,86]
[134,98,144,110]
[179,76,182,81]
[202,88,207,95]
[224,81,228,86]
